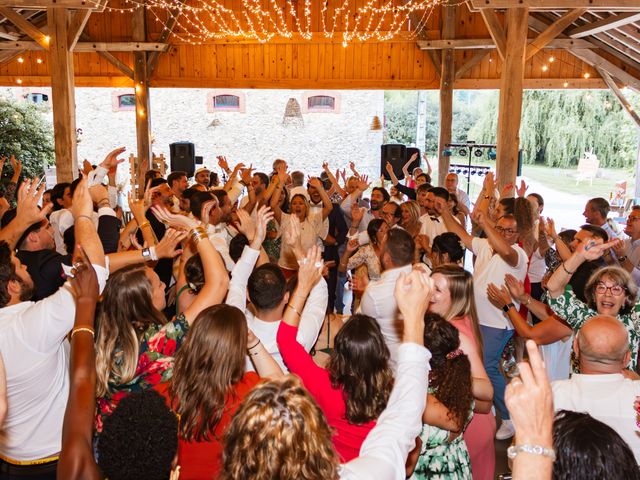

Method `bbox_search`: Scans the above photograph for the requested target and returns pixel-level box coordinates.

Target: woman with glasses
[545,236,640,372]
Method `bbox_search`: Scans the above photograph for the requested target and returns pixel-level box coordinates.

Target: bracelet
[141,248,152,262]
[507,444,556,461]
[248,340,261,351]
[561,262,575,275]
[149,246,158,261]
[523,295,532,306]
[76,214,93,222]
[97,200,111,208]
[138,220,151,229]
[619,255,628,263]
[71,326,95,339]
[287,303,301,317]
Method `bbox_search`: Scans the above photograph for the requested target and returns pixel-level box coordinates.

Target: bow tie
[430,216,440,223]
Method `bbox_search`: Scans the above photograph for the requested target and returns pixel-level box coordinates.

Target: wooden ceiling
[0,1,637,90]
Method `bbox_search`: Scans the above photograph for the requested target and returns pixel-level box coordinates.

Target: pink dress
[450,315,496,480]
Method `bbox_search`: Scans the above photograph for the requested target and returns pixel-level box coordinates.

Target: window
[301,92,341,114]
[118,94,136,109]
[27,93,48,104]
[308,95,335,111]
[207,90,246,113]
[213,94,240,110]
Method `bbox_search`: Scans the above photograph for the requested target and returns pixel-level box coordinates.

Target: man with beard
[0,178,107,478]
[341,180,389,235]
[418,187,449,247]
[194,167,211,189]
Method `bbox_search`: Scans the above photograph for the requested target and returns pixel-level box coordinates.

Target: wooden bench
[575,156,599,186]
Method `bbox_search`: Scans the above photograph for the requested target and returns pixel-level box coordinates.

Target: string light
[548,56,554,63]
[16,79,22,84]
[541,65,548,72]
[563,81,569,87]
[36,58,43,64]
[17,57,23,63]
[584,72,591,79]
[93,0,450,46]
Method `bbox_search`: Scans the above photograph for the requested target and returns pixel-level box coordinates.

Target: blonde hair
[400,200,421,227]
[431,264,483,357]
[95,265,167,397]
[220,376,340,480]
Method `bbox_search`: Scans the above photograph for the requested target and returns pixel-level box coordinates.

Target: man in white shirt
[619,206,640,285]
[440,197,528,440]
[226,212,327,372]
[0,178,108,476]
[552,315,640,463]
[190,190,235,271]
[583,197,621,241]
[358,228,414,365]
[419,187,449,247]
[444,172,470,213]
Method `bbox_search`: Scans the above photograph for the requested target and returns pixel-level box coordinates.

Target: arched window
[117,94,136,110]
[307,95,335,111]
[27,93,48,104]
[213,94,241,110]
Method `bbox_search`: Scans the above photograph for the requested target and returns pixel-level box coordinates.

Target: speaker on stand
[169,142,196,177]
[380,144,407,181]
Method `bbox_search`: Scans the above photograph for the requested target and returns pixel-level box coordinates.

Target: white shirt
[341,194,373,233]
[277,212,325,270]
[205,222,235,271]
[552,373,640,463]
[471,237,528,329]
[226,246,327,372]
[0,265,108,461]
[541,336,572,382]
[419,213,447,246]
[455,188,471,208]
[340,343,431,480]
[358,264,413,365]
[528,248,546,283]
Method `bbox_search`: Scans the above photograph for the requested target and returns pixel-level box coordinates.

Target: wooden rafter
[598,67,640,127]
[0,7,49,49]
[79,33,134,79]
[525,9,586,59]
[406,0,441,77]
[147,7,182,76]
[568,12,640,38]
[479,9,506,60]
[0,0,106,10]
[470,0,640,11]
[417,38,593,49]
[67,9,91,50]
[571,48,640,92]
[0,40,168,51]
[455,50,489,80]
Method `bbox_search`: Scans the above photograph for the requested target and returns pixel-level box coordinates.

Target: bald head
[576,315,630,372]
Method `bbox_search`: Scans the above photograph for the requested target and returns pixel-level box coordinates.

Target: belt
[0,455,59,466]
[0,456,58,477]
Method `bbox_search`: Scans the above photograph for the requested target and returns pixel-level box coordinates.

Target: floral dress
[95,314,190,432]
[546,286,640,371]
[411,389,473,480]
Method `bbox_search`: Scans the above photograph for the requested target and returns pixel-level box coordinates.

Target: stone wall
[7,86,385,186]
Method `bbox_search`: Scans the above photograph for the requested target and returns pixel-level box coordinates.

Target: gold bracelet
[71,326,95,339]
[287,303,301,317]
[138,221,151,229]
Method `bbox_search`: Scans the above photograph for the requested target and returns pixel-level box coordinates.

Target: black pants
[0,459,57,480]
[530,282,544,325]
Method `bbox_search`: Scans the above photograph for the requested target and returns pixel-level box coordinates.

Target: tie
[430,216,440,223]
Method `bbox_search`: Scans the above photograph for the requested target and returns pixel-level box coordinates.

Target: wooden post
[47,8,77,182]
[438,4,456,187]
[495,7,529,192]
[132,5,152,169]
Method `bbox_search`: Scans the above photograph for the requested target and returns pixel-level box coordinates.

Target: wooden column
[47,8,77,182]
[437,4,456,187]
[133,6,152,168]
[495,7,529,192]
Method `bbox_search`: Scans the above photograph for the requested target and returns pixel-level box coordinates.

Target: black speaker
[170,142,196,177]
[195,155,204,165]
[381,144,407,181]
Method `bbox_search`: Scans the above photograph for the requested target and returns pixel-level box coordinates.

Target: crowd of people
[0,149,638,479]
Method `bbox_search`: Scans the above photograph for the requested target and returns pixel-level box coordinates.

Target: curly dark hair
[97,390,178,480]
[184,253,204,293]
[327,314,394,424]
[423,313,473,432]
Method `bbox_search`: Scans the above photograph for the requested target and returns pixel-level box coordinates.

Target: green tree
[0,94,54,181]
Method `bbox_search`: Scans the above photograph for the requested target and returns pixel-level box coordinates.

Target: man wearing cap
[194,167,211,189]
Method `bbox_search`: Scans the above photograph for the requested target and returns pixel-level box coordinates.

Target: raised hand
[516,179,529,198]
[9,155,21,177]
[70,178,93,220]
[155,228,187,259]
[297,245,323,292]
[385,162,394,174]
[346,237,359,253]
[483,171,495,191]
[577,237,620,262]
[394,269,433,322]
[100,147,126,171]
[17,179,52,225]
[505,274,527,303]
[501,183,514,198]
[351,203,365,226]
[236,209,256,241]
[200,199,219,227]
[471,210,487,228]
[349,161,357,175]
[544,217,557,239]
[433,196,447,216]
[217,155,230,172]
[356,174,370,192]
[151,206,198,231]
[82,159,93,176]
[69,246,98,301]
[252,205,274,249]
[128,192,147,223]
[240,165,254,185]
[308,176,324,191]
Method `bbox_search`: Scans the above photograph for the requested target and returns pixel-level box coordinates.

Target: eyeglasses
[627,217,640,223]
[495,226,518,235]
[595,282,626,296]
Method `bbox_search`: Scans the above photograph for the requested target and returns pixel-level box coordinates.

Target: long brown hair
[170,304,247,442]
[96,265,167,397]
[220,376,340,480]
[431,264,483,357]
[423,313,473,431]
[327,314,394,424]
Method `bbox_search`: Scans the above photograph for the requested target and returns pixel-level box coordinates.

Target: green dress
[411,392,473,480]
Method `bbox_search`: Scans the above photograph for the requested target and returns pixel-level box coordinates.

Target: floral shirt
[95,314,190,432]
[546,286,640,371]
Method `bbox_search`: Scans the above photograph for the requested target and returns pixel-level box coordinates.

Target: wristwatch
[619,255,628,263]
[502,303,515,312]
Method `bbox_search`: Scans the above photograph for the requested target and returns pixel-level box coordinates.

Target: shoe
[495,419,515,440]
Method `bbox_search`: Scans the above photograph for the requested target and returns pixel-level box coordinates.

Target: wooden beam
[598,68,640,127]
[470,0,640,10]
[525,9,586,60]
[417,38,593,49]
[568,12,640,38]
[427,50,442,77]
[406,0,441,78]
[132,4,152,170]
[147,7,182,76]
[47,7,77,182]
[99,50,134,79]
[455,51,490,80]
[0,0,105,9]
[74,41,168,52]
[570,48,640,92]
[455,77,607,88]
[438,3,456,186]
[496,7,529,192]
[67,9,90,50]
[0,7,49,49]
[479,9,506,60]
